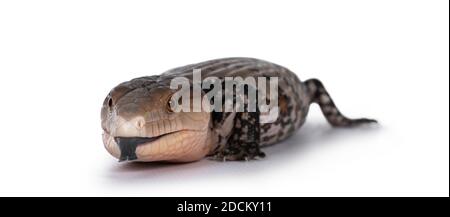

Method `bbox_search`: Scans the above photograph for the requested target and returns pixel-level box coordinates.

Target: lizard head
[101,76,214,162]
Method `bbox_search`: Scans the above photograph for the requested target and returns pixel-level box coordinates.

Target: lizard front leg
[212,105,265,161]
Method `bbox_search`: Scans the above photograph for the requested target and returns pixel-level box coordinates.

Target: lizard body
[101,57,376,162]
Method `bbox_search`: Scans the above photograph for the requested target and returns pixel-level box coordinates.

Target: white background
[0,0,448,196]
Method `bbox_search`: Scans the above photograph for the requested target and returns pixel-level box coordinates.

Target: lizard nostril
[136,118,145,129]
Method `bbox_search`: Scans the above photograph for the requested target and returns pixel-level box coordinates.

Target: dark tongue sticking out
[114,136,161,162]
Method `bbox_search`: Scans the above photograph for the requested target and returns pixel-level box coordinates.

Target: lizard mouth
[113,132,175,162]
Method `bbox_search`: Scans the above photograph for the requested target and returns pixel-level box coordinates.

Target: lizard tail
[304,78,377,127]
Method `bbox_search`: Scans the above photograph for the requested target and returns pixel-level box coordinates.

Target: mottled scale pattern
[161,57,311,148]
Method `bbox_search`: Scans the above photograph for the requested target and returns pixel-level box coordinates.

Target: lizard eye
[166,95,175,113]
[166,93,184,113]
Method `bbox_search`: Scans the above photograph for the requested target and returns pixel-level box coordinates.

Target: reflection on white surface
[103,121,382,193]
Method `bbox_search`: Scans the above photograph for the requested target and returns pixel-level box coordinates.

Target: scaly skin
[101,57,376,162]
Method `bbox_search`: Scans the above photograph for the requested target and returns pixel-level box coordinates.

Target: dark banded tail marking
[304,79,377,127]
